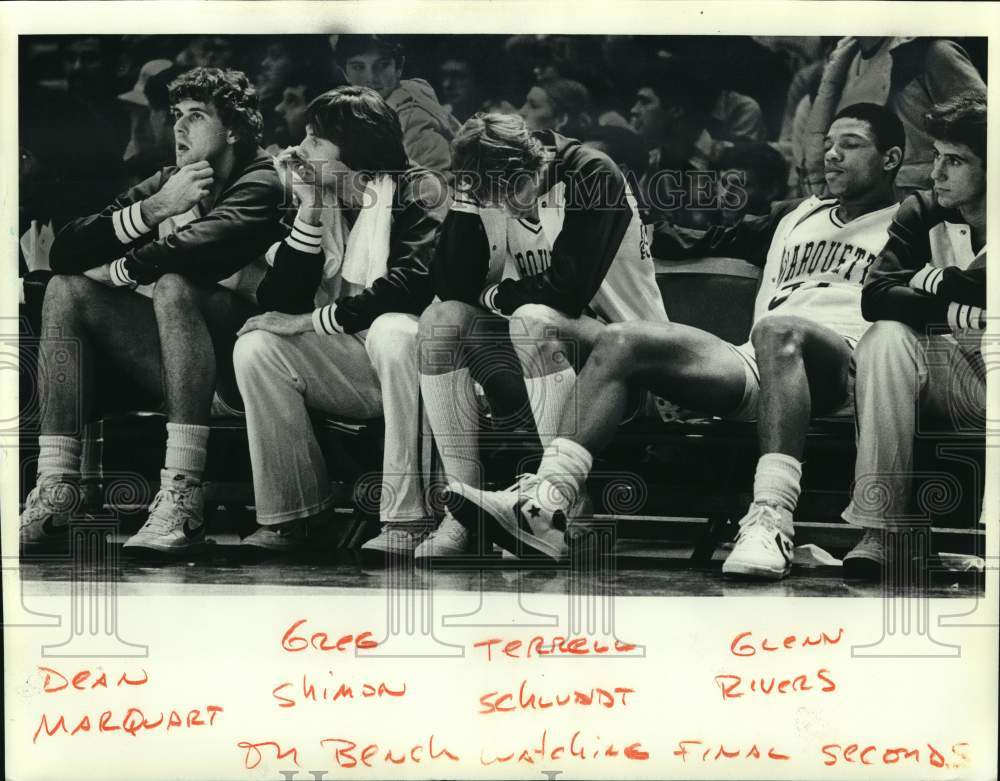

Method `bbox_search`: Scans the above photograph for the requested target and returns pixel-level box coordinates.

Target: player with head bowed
[228,86,449,553]
[841,92,987,579]
[446,103,908,576]
[396,111,669,561]
[20,67,286,556]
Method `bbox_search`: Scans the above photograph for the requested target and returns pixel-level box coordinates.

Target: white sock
[525,368,576,447]
[164,423,209,482]
[420,368,481,486]
[753,452,802,518]
[37,435,81,482]
[535,436,593,512]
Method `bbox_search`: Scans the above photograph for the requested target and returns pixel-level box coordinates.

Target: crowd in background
[18,33,987,282]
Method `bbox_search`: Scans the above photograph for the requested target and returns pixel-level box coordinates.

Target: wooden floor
[18,536,983,599]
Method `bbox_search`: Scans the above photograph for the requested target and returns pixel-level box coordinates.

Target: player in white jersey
[394,112,667,561]
[446,104,906,574]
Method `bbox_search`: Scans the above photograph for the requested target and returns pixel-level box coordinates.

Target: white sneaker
[445,474,578,561]
[414,511,475,560]
[123,470,205,555]
[242,519,308,553]
[20,478,81,551]
[722,503,794,580]
[360,522,433,562]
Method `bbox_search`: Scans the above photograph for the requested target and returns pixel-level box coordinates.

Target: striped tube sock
[164,423,209,482]
[752,452,802,516]
[37,435,82,482]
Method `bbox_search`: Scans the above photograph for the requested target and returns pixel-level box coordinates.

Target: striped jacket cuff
[109,258,136,288]
[112,201,152,244]
[947,302,985,331]
[908,263,945,295]
[286,214,323,254]
[312,304,343,335]
[479,283,500,314]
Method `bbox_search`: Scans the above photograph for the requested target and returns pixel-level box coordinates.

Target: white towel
[340,175,396,288]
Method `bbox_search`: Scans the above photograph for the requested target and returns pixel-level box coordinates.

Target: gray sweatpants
[233,312,430,525]
[842,319,985,529]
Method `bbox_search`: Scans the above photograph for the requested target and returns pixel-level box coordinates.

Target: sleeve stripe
[288,215,323,253]
[947,302,986,331]
[286,235,322,254]
[112,202,153,244]
[109,258,135,287]
[312,304,342,335]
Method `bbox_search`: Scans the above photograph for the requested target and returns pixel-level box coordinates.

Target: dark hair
[285,58,346,104]
[582,124,648,178]
[169,67,263,154]
[832,102,906,157]
[452,112,546,205]
[637,55,718,122]
[304,85,408,174]
[536,76,593,138]
[335,35,404,65]
[717,142,789,203]
[925,91,986,165]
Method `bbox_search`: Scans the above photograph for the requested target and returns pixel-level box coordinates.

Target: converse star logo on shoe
[527,503,541,518]
[777,534,793,564]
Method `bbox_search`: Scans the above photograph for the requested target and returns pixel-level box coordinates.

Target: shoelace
[853,530,884,556]
[735,504,786,547]
[436,514,467,542]
[144,484,194,534]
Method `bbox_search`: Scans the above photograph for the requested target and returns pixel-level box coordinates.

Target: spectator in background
[20,37,128,226]
[119,59,178,182]
[176,35,236,70]
[629,57,728,228]
[709,89,768,144]
[519,76,593,139]
[438,57,483,124]
[581,125,648,186]
[715,142,789,224]
[336,34,460,175]
[269,61,346,150]
[801,36,985,197]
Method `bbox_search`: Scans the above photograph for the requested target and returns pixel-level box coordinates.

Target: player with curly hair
[20,67,287,556]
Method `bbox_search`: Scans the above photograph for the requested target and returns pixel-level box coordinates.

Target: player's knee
[42,274,92,316]
[751,316,805,361]
[589,323,642,373]
[855,320,917,368]
[510,303,561,338]
[417,299,478,341]
[366,312,418,367]
[152,273,198,311]
[232,330,283,385]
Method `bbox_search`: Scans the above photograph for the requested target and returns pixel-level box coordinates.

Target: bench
[17,258,985,559]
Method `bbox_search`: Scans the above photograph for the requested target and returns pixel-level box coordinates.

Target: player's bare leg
[23,275,163,550]
[724,315,853,580]
[508,303,605,447]
[124,274,258,555]
[447,320,749,560]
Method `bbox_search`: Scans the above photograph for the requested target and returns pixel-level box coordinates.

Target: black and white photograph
[2,3,997,780]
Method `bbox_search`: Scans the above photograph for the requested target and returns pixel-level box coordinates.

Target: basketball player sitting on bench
[446,103,906,579]
[411,111,668,562]
[841,92,987,579]
[20,67,286,556]
[231,86,448,553]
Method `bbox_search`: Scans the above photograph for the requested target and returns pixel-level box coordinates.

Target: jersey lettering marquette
[750,198,899,344]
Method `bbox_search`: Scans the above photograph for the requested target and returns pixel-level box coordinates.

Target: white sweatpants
[842,319,985,529]
[233,312,429,525]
